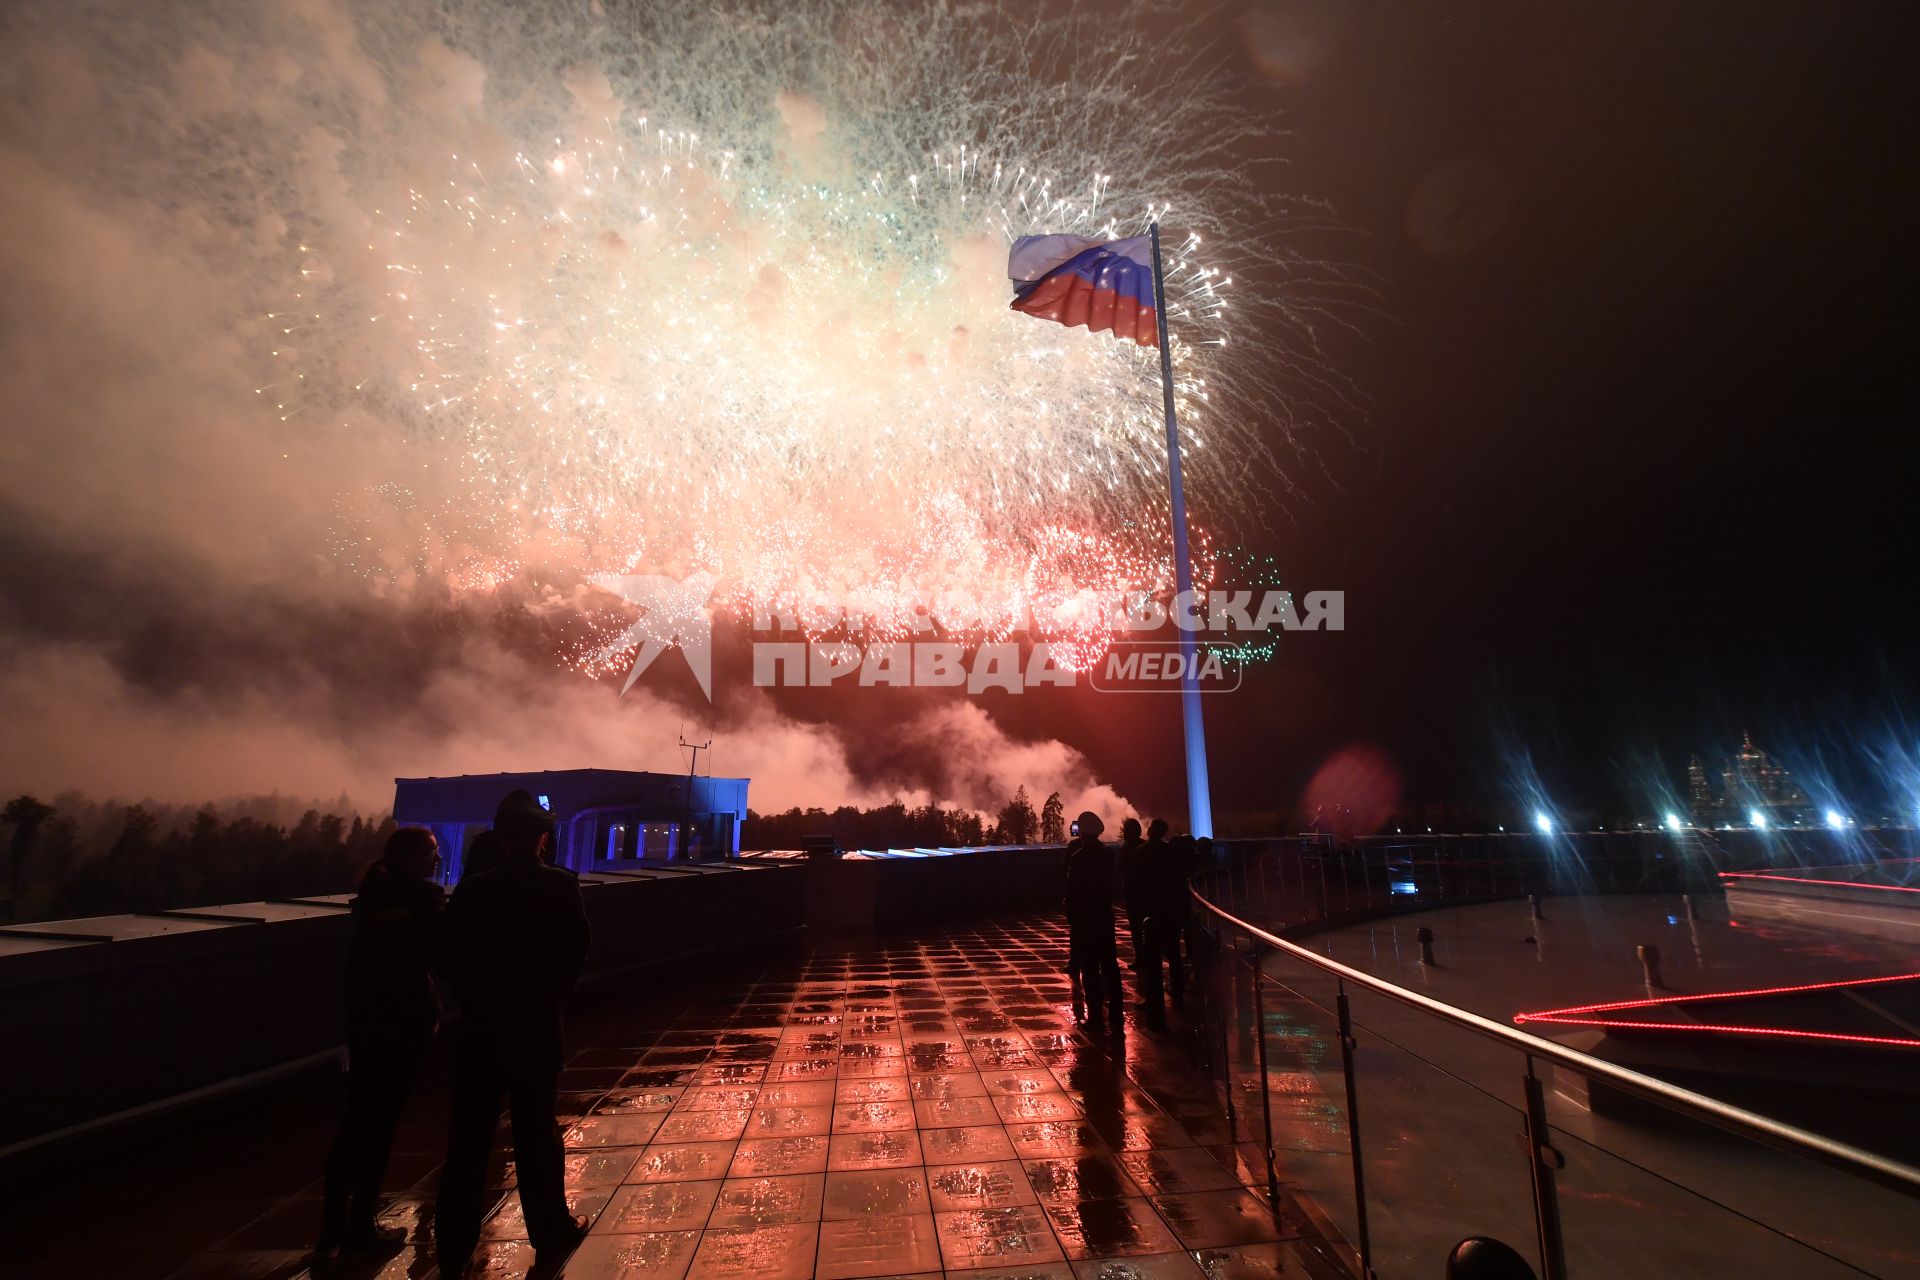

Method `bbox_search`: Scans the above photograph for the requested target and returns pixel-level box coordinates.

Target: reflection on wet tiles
[569,1114,667,1148]
[907,1072,988,1101]
[828,1130,924,1170]
[600,1180,724,1233]
[556,1150,643,1189]
[691,1064,768,1087]
[913,1095,1001,1129]
[832,1101,915,1133]
[993,1093,1082,1123]
[766,1058,839,1081]
[749,1104,834,1137]
[837,1077,912,1105]
[142,914,1352,1280]
[757,1081,837,1108]
[677,1087,762,1113]
[563,1228,704,1280]
[466,1239,541,1275]
[1117,1149,1241,1196]
[1043,1197,1182,1259]
[1008,1121,1108,1158]
[685,1221,820,1280]
[1067,1250,1208,1280]
[629,1141,739,1184]
[1149,1188,1291,1250]
[706,1173,825,1228]
[728,1136,831,1178]
[919,1124,1018,1164]
[822,1167,930,1219]
[1025,1155,1140,1206]
[934,1204,1067,1270]
[599,1087,684,1114]
[481,1186,611,1239]
[816,1212,943,1279]
[983,1071,1058,1096]
[926,1160,1040,1212]
[657,1108,753,1143]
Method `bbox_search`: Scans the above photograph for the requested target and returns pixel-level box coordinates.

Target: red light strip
[1515,970,1920,1021]
[1513,971,1920,1049]
[1717,871,1920,893]
[1511,1015,1920,1049]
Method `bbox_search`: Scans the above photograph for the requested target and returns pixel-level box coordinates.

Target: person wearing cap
[433,794,591,1272]
[1063,811,1123,1036]
[459,788,543,883]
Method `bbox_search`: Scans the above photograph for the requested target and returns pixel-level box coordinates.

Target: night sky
[1087,1,1920,824]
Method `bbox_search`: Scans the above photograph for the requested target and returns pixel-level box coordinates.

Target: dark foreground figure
[316,827,443,1268]
[1064,810,1124,1034]
[433,801,591,1273]
[1131,822,1188,1027]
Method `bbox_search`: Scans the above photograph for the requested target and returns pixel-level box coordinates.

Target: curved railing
[1186,841,1920,1280]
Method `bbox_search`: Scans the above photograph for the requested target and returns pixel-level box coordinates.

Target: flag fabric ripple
[1007,234,1158,348]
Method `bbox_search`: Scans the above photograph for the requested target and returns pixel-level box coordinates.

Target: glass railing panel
[1543,1079,1920,1278]
[1335,979,1543,1277]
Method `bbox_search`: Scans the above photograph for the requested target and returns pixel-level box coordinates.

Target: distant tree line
[1,792,392,925]
[743,786,1068,852]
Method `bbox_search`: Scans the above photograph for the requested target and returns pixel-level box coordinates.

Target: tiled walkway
[159,913,1349,1280]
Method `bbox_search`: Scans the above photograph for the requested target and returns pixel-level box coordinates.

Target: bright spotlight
[1825,808,1846,830]
[1664,813,1682,832]
[1749,808,1768,830]
[1534,811,1553,835]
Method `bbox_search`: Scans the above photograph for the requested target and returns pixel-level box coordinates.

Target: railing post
[1212,926,1238,1140]
[1335,982,1377,1279]
[1522,1058,1570,1280]
[1249,950,1284,1219]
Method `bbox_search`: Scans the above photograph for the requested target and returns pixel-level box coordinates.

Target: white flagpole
[1149,221,1214,839]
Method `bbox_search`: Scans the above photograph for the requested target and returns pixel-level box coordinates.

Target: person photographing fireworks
[1063,811,1123,1037]
[433,794,591,1273]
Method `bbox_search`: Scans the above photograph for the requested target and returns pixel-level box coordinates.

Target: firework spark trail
[35,0,1366,672]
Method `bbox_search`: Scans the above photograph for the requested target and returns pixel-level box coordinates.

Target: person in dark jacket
[1127,819,1178,1027]
[1117,817,1150,971]
[433,798,591,1273]
[1150,832,1193,1015]
[1063,811,1123,1036]
[315,826,443,1269]
[458,789,546,883]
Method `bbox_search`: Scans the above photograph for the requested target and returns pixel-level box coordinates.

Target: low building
[393,769,749,880]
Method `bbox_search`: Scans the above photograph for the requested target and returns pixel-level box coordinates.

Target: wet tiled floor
[23,913,1353,1280]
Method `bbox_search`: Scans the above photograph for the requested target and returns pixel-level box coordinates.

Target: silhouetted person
[1122,818,1167,1026]
[1117,817,1150,968]
[434,798,590,1273]
[460,829,503,883]
[460,789,545,883]
[315,827,444,1270]
[1149,832,1193,1015]
[1063,811,1123,1036]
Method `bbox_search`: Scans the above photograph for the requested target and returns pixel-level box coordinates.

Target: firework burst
[244,0,1363,665]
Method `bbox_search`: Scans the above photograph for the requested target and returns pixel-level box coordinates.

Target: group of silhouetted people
[1063,809,1209,1036]
[314,790,589,1277]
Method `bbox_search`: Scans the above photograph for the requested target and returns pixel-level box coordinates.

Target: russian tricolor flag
[1008,234,1159,349]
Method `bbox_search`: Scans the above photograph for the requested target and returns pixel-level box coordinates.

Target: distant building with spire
[1686,732,1809,825]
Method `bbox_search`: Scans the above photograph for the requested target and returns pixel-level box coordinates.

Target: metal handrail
[1192,884,1920,1198]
